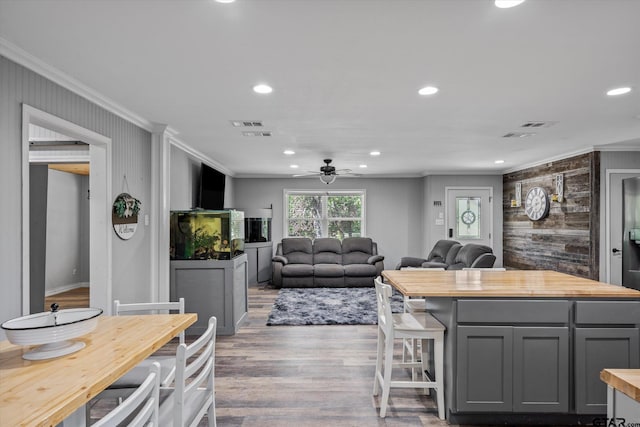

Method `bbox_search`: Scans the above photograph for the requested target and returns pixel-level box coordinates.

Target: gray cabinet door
[575,328,640,414]
[257,245,273,283]
[457,326,513,412]
[513,327,569,413]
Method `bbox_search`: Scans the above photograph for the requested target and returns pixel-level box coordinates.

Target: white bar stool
[373,277,446,419]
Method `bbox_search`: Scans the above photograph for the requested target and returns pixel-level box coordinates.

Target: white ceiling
[1,0,639,178]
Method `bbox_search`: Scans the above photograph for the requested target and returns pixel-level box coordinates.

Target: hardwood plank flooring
[87,285,477,426]
[44,287,90,310]
[214,286,455,427]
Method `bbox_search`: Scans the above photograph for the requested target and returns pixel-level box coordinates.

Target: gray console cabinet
[170,254,248,336]
[245,242,272,286]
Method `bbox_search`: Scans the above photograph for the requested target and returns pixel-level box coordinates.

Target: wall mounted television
[199,163,225,210]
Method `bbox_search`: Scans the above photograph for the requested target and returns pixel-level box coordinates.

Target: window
[284,190,365,240]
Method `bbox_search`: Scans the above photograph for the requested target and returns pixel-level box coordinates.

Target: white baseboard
[45,282,90,297]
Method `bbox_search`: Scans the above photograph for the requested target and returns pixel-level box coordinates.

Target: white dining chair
[93,362,161,427]
[159,316,217,427]
[110,299,186,389]
[87,299,185,423]
[373,277,446,419]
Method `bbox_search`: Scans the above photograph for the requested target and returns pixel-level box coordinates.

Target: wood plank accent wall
[503,152,600,279]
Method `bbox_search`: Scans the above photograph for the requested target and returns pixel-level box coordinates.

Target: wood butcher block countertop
[0,313,196,427]
[382,269,640,298]
[601,369,640,402]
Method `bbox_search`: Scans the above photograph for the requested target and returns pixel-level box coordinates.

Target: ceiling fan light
[319,174,336,185]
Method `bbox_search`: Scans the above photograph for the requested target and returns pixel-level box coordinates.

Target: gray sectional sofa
[271,237,385,288]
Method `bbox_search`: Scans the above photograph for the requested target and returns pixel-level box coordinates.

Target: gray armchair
[396,240,461,269]
[446,244,496,270]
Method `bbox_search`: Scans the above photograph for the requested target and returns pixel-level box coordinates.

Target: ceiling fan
[293,159,360,184]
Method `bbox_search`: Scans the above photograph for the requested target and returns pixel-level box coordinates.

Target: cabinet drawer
[575,301,640,325]
[457,300,570,324]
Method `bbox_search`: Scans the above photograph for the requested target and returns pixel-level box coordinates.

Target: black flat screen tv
[199,163,225,210]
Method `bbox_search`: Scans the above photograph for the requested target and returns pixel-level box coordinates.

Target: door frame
[21,104,112,314]
[605,169,640,284]
[444,186,494,248]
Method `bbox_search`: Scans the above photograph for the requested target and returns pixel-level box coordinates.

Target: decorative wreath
[113,193,141,218]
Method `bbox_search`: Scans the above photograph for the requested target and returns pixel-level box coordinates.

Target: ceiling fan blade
[293,171,321,177]
[337,172,362,177]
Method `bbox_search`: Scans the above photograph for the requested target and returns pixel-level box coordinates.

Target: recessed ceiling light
[253,84,273,94]
[418,86,439,96]
[370,151,381,156]
[606,87,632,96]
[290,164,299,169]
[495,0,525,8]
[284,150,295,155]
[359,164,368,168]
[495,160,505,164]
[215,0,235,3]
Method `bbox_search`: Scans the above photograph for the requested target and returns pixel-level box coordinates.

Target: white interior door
[608,172,640,285]
[445,187,493,248]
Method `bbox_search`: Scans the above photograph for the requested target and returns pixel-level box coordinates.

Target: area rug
[266,287,404,326]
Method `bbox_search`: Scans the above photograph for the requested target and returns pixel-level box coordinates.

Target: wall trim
[605,168,640,284]
[502,147,595,174]
[22,104,112,315]
[45,282,90,297]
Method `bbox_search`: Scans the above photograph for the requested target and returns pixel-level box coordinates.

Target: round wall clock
[525,186,550,221]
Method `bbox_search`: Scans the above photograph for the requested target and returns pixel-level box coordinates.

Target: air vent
[503,132,536,138]
[520,121,556,128]
[230,120,263,127]
[242,131,272,137]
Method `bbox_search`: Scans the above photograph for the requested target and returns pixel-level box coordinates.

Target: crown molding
[501,147,595,174]
[1,37,234,176]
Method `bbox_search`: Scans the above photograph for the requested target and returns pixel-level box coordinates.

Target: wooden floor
[44,286,91,310]
[58,286,473,426]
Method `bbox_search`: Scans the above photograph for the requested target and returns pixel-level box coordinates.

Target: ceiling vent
[242,131,272,137]
[520,121,556,128]
[503,132,536,138]
[231,120,263,127]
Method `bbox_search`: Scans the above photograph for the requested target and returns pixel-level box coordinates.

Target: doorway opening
[22,104,112,315]
[29,124,90,310]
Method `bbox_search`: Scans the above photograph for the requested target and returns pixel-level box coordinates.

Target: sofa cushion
[314,264,345,277]
[281,263,314,277]
[344,263,377,277]
[313,238,342,264]
[281,238,313,264]
[342,237,374,265]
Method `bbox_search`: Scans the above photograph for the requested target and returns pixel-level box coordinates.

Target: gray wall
[423,175,504,267]
[45,169,89,294]
[0,55,152,332]
[29,165,48,313]
[233,177,424,271]
[170,145,235,210]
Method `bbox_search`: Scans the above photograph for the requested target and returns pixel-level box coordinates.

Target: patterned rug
[266,287,404,326]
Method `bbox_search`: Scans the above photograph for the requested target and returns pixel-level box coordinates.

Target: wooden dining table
[0,313,196,427]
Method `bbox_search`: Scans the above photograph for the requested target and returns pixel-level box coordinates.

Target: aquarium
[240,207,272,243]
[170,210,244,260]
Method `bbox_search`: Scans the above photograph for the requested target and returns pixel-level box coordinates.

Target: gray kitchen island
[382,269,640,424]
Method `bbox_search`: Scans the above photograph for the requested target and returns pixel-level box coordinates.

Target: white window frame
[283,189,367,238]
